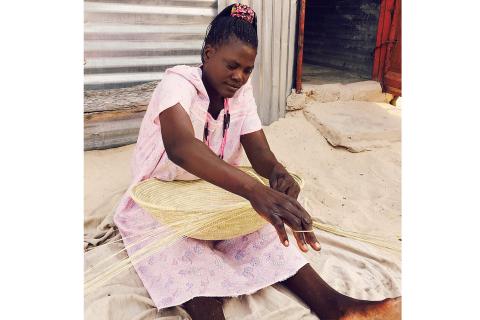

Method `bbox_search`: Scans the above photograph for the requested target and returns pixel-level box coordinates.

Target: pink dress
[113,65,308,309]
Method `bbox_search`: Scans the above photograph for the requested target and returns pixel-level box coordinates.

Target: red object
[295,0,306,94]
[373,0,402,96]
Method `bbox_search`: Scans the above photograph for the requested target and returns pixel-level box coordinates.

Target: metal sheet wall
[84,0,216,90]
[84,0,297,150]
[303,0,380,78]
[218,0,298,125]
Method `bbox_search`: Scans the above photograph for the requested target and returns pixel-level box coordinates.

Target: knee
[185,296,222,308]
[183,297,225,320]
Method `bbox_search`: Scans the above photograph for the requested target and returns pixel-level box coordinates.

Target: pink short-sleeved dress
[113,65,308,309]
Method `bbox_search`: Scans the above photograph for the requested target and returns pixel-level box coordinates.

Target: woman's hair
[201,3,258,63]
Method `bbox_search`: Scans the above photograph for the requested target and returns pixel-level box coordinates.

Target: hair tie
[230,3,255,24]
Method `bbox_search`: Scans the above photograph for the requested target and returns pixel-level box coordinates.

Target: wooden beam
[295,0,306,93]
[84,81,156,113]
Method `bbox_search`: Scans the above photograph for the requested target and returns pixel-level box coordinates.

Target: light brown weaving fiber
[130,166,304,240]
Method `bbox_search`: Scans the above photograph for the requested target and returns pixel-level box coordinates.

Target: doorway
[302,0,382,85]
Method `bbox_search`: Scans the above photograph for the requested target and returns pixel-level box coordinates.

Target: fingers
[270,176,278,190]
[273,173,300,199]
[291,229,320,252]
[268,200,306,252]
[292,229,308,252]
[298,207,321,251]
[275,200,316,252]
[286,183,301,199]
[276,176,290,193]
[269,208,307,252]
[271,206,320,252]
[270,214,290,247]
[251,186,319,252]
[303,228,321,251]
[282,197,321,252]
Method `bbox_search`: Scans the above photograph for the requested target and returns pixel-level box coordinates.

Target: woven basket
[130,166,304,240]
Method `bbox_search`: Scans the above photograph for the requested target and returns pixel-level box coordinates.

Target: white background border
[1,0,480,318]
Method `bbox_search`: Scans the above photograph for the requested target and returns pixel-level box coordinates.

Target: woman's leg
[183,296,225,320]
[281,263,401,319]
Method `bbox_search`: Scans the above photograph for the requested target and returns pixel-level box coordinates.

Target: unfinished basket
[130,166,304,240]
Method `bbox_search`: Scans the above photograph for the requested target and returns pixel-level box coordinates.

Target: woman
[113,4,400,319]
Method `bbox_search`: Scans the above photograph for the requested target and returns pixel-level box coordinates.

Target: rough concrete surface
[344,81,393,103]
[286,89,306,111]
[303,83,353,104]
[295,80,393,108]
[303,101,401,152]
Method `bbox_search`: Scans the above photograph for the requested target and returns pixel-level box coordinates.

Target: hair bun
[230,3,255,24]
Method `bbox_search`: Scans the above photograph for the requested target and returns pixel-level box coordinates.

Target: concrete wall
[303,0,380,78]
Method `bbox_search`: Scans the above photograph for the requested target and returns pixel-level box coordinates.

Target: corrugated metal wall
[218,0,298,125]
[84,0,217,150]
[84,0,216,90]
[303,0,380,78]
[84,0,298,150]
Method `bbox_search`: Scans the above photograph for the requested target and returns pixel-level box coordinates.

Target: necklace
[203,98,231,160]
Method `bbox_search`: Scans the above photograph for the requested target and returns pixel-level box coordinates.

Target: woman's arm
[160,103,258,199]
[240,129,278,178]
[240,130,301,199]
[160,104,320,252]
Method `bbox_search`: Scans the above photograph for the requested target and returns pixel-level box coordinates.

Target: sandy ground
[255,110,401,240]
[84,101,401,319]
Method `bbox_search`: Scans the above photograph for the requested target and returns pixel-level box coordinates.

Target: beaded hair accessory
[230,3,255,24]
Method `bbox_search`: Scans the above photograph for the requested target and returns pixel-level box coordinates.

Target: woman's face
[203,36,257,98]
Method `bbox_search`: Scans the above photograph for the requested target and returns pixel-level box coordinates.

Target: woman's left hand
[269,163,301,199]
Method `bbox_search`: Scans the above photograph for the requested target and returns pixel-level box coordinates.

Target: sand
[242,110,401,241]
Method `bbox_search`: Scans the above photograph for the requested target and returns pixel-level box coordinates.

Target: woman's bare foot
[340,297,401,320]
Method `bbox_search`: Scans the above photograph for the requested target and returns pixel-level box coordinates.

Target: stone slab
[301,80,393,105]
[303,101,401,152]
[286,89,306,110]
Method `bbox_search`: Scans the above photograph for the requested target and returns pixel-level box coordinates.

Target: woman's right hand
[247,183,321,252]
